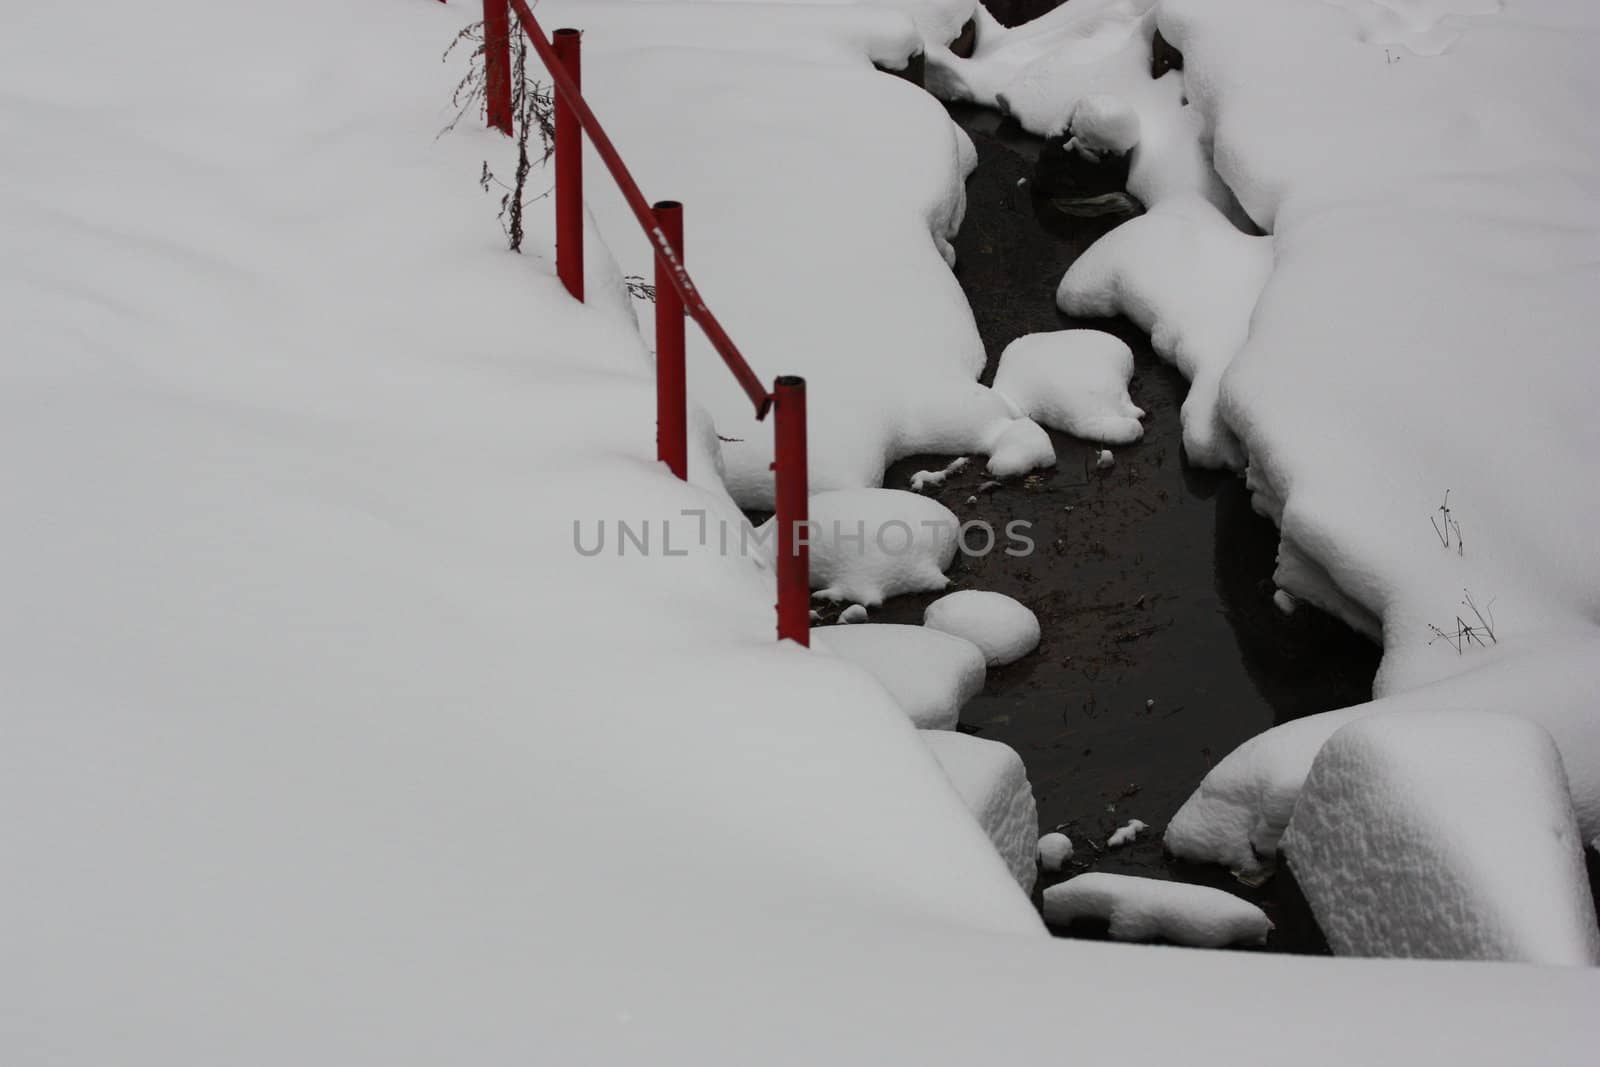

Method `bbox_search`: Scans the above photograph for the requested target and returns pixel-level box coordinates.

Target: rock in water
[925,732,1040,893]
[1283,711,1600,964]
[1043,873,1271,947]
[812,624,985,731]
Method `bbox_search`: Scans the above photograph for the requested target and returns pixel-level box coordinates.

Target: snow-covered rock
[924,590,1041,666]
[1043,873,1272,948]
[787,488,958,606]
[1038,832,1075,872]
[984,416,1056,477]
[991,331,1145,445]
[1107,818,1147,848]
[1064,93,1142,159]
[924,732,1040,893]
[1282,711,1600,965]
[1167,635,1600,880]
[813,623,986,730]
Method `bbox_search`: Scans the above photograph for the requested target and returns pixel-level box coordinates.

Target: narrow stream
[863,103,1382,952]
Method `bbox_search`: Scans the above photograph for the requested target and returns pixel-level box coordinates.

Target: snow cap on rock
[924,590,1041,666]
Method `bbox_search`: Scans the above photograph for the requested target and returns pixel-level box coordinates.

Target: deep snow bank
[1159,0,1600,871]
[1282,711,1600,964]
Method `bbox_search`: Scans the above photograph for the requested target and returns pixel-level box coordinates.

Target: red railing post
[483,1,513,136]
[772,377,810,646]
[653,201,688,480]
[553,28,584,302]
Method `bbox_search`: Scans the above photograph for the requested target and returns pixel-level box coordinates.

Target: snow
[1282,711,1600,965]
[983,416,1057,477]
[924,731,1040,892]
[1065,93,1143,158]
[10,0,1600,1057]
[924,589,1042,666]
[928,0,1159,135]
[1093,448,1116,470]
[1057,196,1272,468]
[839,603,871,624]
[1043,873,1273,948]
[539,0,923,68]
[1038,831,1075,871]
[813,623,987,730]
[563,10,1043,507]
[991,331,1145,444]
[1157,0,1600,906]
[790,488,959,606]
[1168,633,1600,876]
[1107,818,1148,848]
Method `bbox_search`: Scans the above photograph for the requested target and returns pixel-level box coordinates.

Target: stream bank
[870,103,1381,952]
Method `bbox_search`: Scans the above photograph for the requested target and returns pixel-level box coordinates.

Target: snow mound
[984,417,1057,477]
[570,29,1010,506]
[1107,818,1147,848]
[992,330,1144,445]
[924,731,1040,893]
[1057,196,1270,468]
[927,0,1158,135]
[791,489,958,607]
[924,590,1041,666]
[1065,93,1142,158]
[1038,832,1075,872]
[1043,873,1272,947]
[1283,711,1600,965]
[1168,633,1600,882]
[813,623,986,730]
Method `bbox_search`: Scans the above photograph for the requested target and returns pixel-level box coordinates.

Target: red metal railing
[455,0,810,645]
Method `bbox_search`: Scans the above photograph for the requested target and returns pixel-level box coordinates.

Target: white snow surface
[8,0,1600,1060]
[992,330,1145,444]
[1282,711,1600,965]
[1043,873,1273,948]
[983,415,1058,477]
[792,488,959,605]
[924,590,1042,666]
[1107,818,1148,848]
[924,731,1040,893]
[813,623,987,730]
[539,0,924,68]
[1159,0,1600,892]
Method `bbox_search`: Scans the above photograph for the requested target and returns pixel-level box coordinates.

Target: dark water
[858,105,1382,951]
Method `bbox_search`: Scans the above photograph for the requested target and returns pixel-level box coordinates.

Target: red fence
[450,0,810,645]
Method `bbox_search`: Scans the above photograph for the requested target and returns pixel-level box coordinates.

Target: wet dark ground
[856,105,1383,951]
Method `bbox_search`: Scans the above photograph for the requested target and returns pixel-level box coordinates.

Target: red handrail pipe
[654,201,688,480]
[504,0,769,416]
[458,2,808,643]
[552,28,584,301]
[482,0,513,135]
[772,377,810,646]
